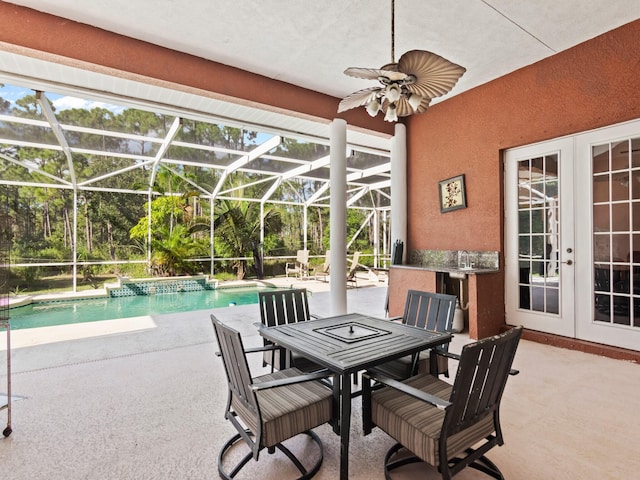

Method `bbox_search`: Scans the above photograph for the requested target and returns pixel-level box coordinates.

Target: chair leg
[217,432,254,480]
[218,430,325,480]
[383,444,423,479]
[467,455,505,480]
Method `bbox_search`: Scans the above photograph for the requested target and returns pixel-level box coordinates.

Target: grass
[9,274,119,296]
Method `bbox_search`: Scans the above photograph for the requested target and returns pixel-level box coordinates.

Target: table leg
[339,374,351,480]
[429,348,438,376]
[332,374,340,434]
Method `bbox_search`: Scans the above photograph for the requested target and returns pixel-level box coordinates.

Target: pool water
[8,287,269,330]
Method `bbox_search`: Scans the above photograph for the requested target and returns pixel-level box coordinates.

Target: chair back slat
[445,326,522,436]
[259,288,310,327]
[211,314,259,417]
[403,290,457,334]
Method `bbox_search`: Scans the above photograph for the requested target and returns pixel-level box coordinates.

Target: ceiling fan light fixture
[384,103,398,122]
[407,92,424,112]
[384,83,402,103]
[366,98,382,117]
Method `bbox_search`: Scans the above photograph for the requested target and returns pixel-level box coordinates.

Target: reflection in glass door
[591,137,640,328]
[517,155,560,315]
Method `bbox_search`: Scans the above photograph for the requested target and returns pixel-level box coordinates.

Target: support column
[330,119,347,315]
[390,123,407,263]
[210,197,215,276]
[72,190,78,292]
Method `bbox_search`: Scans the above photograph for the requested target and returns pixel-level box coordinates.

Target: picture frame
[439,174,467,213]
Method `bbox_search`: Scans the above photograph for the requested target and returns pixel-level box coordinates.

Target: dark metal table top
[258,312,451,374]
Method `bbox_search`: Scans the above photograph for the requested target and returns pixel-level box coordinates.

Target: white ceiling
[6,0,640,103]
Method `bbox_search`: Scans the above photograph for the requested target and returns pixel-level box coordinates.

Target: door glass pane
[631,138,640,167]
[632,171,640,199]
[611,203,629,231]
[611,172,630,201]
[593,145,609,173]
[611,140,629,170]
[593,235,610,262]
[516,154,560,315]
[593,174,610,203]
[593,204,609,231]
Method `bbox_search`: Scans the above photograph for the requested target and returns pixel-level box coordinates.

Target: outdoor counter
[388,257,504,339]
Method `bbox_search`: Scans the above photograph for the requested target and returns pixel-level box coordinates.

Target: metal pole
[330,119,347,316]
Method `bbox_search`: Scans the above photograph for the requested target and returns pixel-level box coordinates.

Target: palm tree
[214,198,279,279]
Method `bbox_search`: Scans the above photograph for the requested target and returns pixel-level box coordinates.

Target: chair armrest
[433,349,520,375]
[244,344,280,354]
[215,344,280,357]
[363,370,451,410]
[435,349,460,360]
[251,369,333,391]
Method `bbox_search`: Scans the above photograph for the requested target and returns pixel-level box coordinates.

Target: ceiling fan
[338,0,466,122]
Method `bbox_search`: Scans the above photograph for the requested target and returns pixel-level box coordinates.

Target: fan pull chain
[391,0,395,63]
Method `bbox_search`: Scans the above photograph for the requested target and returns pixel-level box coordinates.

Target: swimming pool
[8,287,270,330]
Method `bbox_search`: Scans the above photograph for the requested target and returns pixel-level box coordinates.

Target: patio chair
[211,314,334,480]
[373,290,457,380]
[362,326,523,480]
[258,288,323,372]
[285,249,309,278]
[313,250,331,281]
[346,251,361,288]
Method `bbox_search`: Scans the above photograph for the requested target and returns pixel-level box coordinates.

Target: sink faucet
[459,250,470,269]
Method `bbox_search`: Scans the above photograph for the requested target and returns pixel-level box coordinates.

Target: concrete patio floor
[1,278,639,479]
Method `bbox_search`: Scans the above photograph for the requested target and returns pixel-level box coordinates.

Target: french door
[505,138,575,337]
[506,119,640,351]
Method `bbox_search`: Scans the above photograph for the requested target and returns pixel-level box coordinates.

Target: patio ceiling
[1,1,639,209]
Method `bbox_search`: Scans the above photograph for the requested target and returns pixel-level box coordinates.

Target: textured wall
[406,19,640,254]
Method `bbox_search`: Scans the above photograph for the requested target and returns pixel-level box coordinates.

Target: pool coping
[6,272,383,309]
[6,277,272,309]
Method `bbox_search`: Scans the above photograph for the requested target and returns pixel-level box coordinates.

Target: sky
[0,83,125,114]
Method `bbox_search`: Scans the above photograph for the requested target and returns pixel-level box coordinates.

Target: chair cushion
[372,373,495,466]
[232,368,333,448]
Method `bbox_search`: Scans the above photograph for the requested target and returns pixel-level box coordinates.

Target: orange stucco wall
[404,19,640,334]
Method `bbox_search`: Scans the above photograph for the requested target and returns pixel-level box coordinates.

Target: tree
[214,198,280,280]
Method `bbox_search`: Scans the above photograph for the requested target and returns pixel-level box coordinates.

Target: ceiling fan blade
[397,50,466,99]
[344,67,387,80]
[338,87,381,113]
[344,67,408,82]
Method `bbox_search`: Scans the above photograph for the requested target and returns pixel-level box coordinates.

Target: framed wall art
[439,174,467,213]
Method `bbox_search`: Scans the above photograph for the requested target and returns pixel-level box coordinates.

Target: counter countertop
[390,264,499,275]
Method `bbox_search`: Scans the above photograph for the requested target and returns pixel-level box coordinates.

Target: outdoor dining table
[257,312,452,480]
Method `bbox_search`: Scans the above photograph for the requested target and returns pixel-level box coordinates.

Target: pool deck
[1,276,639,479]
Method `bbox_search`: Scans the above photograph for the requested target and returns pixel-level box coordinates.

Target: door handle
[561,260,573,265]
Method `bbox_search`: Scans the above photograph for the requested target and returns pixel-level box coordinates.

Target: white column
[330,119,347,315]
[390,123,407,263]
